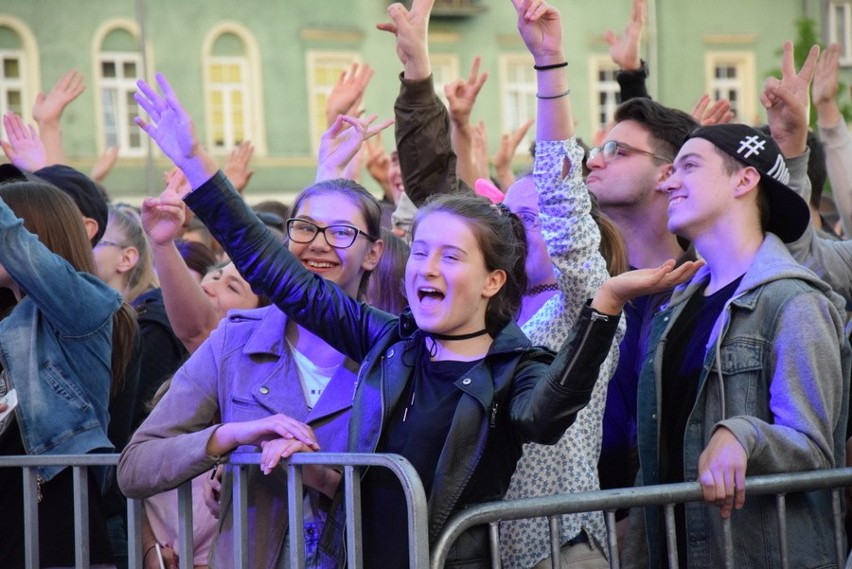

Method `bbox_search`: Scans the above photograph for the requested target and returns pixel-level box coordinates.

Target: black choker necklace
[427,328,489,341]
[525,283,559,296]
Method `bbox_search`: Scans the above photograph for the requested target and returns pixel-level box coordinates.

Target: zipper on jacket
[490,402,499,428]
[36,474,43,503]
[558,310,609,386]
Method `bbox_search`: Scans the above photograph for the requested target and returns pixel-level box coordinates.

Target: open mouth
[304,259,337,270]
[417,287,445,305]
[668,196,686,207]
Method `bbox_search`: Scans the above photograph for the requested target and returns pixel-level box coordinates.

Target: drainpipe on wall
[647,0,659,97]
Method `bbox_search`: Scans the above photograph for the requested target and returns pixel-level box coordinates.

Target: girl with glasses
[120,157,386,567]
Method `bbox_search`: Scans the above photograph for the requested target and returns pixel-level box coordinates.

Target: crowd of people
[1,0,851,568]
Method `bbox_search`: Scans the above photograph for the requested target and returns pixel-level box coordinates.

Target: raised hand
[698,427,747,519]
[510,0,563,65]
[444,57,489,127]
[0,112,47,172]
[813,43,843,127]
[325,63,374,127]
[691,94,735,126]
[494,118,534,189]
[316,114,394,182]
[141,175,188,246]
[135,73,216,187]
[592,259,705,315]
[222,140,255,194]
[377,0,435,79]
[604,0,645,71]
[363,131,393,196]
[32,69,85,126]
[760,41,820,156]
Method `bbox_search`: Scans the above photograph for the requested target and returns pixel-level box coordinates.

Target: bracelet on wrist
[536,89,571,100]
[143,544,158,561]
[533,61,568,71]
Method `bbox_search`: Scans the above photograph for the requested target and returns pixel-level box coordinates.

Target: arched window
[203,24,264,155]
[94,20,143,157]
[0,17,38,124]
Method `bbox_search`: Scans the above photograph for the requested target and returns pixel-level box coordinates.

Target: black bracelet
[143,544,158,562]
[536,89,571,100]
[533,61,568,71]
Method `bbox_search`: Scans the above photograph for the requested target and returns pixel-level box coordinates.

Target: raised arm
[379,0,464,205]
[444,57,489,189]
[606,0,650,101]
[222,140,255,194]
[32,69,86,166]
[141,173,221,354]
[813,43,852,236]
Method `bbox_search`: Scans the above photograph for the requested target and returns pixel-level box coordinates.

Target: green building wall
[0,0,847,204]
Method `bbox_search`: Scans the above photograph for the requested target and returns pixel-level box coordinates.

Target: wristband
[533,61,568,71]
[536,89,571,100]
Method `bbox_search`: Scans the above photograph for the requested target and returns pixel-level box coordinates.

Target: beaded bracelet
[536,89,571,100]
[533,61,568,71]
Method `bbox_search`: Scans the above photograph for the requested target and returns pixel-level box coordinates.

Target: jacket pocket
[43,361,91,412]
[714,336,768,416]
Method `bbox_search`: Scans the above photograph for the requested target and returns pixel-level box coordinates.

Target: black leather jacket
[186,172,621,567]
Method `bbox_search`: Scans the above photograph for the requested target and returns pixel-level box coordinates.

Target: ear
[657,162,674,183]
[361,238,385,272]
[481,269,507,299]
[733,166,761,198]
[82,217,99,241]
[116,246,140,275]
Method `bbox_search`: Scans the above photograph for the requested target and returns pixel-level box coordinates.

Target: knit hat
[686,124,810,243]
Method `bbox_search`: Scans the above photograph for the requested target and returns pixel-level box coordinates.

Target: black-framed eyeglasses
[286,218,377,249]
[587,140,671,164]
[515,210,541,230]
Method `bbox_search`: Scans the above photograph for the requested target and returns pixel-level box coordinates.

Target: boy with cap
[624,123,851,568]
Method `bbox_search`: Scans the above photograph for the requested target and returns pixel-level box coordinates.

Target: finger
[467,56,481,85]
[699,469,718,505]
[633,0,646,24]
[375,22,398,35]
[781,41,796,78]
[472,70,489,94]
[365,118,395,140]
[691,94,709,119]
[603,30,616,48]
[798,44,821,83]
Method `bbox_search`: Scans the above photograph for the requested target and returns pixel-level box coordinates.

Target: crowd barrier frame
[3,454,852,569]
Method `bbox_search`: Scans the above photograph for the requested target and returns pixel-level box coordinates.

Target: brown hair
[291,178,382,300]
[366,228,409,314]
[0,181,137,398]
[413,194,528,336]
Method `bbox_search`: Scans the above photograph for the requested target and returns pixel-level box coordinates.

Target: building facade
[0,0,848,203]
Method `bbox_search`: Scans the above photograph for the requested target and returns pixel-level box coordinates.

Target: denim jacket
[183,172,622,568]
[0,197,120,482]
[629,234,851,568]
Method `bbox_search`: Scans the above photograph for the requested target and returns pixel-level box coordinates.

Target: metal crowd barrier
[431,467,852,569]
[5,453,852,569]
[0,452,428,569]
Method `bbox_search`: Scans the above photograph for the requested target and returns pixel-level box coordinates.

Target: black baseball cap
[686,124,810,243]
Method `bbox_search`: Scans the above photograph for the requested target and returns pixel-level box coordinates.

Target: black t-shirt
[361,348,479,569]
[659,275,742,567]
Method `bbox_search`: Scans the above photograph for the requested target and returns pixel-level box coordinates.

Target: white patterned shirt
[500,138,625,568]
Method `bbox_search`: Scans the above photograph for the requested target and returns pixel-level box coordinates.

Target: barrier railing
[431,467,852,569]
[0,452,429,569]
[5,454,852,569]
